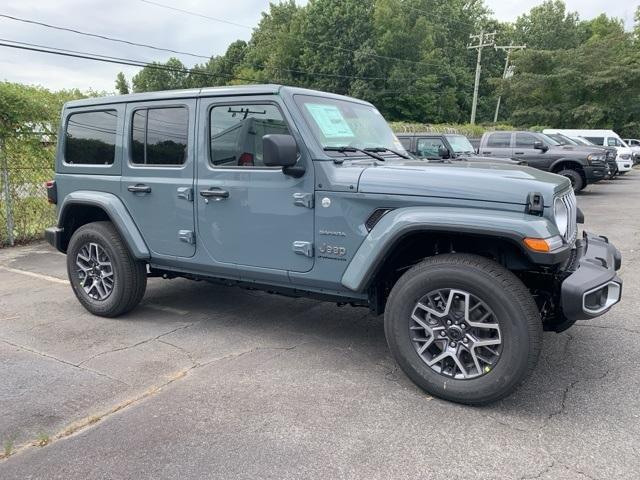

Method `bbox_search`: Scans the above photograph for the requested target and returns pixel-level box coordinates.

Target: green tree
[131,58,189,93]
[513,0,582,49]
[115,72,130,94]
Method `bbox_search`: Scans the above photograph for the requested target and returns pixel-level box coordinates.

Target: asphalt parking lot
[1,172,639,480]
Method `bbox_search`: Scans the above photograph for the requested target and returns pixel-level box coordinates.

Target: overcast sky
[0,0,637,92]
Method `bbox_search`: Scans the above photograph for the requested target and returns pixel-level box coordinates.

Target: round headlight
[554,197,569,237]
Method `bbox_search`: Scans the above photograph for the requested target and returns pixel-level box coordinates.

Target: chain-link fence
[0,136,56,247]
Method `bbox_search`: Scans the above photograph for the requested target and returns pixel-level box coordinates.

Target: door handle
[128,184,151,193]
[514,151,525,155]
[483,151,492,154]
[200,188,229,202]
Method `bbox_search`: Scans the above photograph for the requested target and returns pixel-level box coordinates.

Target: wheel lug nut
[461,324,466,329]
[447,320,452,325]
[440,331,446,337]
[450,342,456,347]
[463,338,468,344]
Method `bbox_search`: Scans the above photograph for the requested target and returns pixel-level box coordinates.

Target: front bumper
[583,165,606,182]
[561,232,622,321]
[616,158,633,172]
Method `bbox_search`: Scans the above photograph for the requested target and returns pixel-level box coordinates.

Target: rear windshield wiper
[364,147,410,159]
[324,146,385,161]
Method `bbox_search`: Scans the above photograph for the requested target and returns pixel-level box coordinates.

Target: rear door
[121,100,196,258]
[481,132,513,157]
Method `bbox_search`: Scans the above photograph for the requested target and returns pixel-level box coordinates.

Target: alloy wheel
[75,242,114,301]
[410,288,502,379]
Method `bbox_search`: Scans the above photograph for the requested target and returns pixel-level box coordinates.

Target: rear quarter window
[64,110,117,165]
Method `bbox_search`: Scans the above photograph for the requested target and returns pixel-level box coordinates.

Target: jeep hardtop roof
[64,84,371,109]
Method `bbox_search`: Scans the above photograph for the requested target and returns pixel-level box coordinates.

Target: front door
[121,100,196,258]
[196,97,314,273]
[514,132,556,170]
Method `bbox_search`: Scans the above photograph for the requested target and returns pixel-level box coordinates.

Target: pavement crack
[0,338,128,386]
[76,323,197,367]
[519,459,555,480]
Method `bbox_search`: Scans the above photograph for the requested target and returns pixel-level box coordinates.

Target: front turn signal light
[524,236,563,253]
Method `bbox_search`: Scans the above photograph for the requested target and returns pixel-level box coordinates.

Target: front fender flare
[58,191,150,259]
[341,206,565,292]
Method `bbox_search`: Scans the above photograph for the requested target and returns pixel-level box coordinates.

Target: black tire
[66,221,147,317]
[384,253,542,405]
[557,169,585,192]
[618,171,627,175]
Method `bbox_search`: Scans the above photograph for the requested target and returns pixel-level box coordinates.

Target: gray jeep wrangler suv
[45,85,622,405]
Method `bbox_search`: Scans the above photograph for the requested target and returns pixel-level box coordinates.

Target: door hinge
[177,187,194,202]
[292,241,313,257]
[293,192,314,209]
[178,230,195,245]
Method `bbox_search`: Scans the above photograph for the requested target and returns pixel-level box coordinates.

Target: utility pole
[493,43,526,123]
[467,30,496,125]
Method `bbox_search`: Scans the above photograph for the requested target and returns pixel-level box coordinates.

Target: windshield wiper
[324,146,385,161]
[364,147,410,159]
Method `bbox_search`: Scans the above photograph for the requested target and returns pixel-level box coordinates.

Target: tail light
[238,152,254,166]
[45,180,57,204]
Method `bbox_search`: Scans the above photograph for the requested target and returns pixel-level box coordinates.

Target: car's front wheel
[557,168,585,192]
[67,221,147,317]
[384,253,542,405]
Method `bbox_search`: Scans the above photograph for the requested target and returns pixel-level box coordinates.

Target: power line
[0,13,211,60]
[0,39,249,82]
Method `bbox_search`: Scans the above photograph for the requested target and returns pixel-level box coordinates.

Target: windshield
[294,95,407,154]
[572,137,593,146]
[539,133,561,146]
[446,135,475,153]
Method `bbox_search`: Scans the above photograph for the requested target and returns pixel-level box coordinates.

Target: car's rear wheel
[67,221,147,317]
[384,253,542,405]
[558,169,585,192]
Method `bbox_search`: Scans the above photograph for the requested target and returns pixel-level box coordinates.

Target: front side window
[209,104,290,167]
[607,137,623,147]
[294,95,407,154]
[131,107,188,166]
[416,138,444,158]
[65,110,117,165]
[446,135,475,154]
[486,133,511,148]
[515,133,537,148]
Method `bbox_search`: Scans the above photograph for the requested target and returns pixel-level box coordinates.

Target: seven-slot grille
[559,190,578,244]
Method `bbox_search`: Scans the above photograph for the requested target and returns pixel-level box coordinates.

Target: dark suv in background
[397,133,523,166]
[545,133,618,178]
[478,131,607,192]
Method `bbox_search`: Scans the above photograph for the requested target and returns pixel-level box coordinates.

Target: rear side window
[486,133,511,148]
[515,133,537,148]
[131,107,188,166]
[397,137,411,150]
[65,110,117,165]
[584,137,604,146]
[209,104,290,167]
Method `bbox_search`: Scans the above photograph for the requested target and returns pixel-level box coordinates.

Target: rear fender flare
[58,191,150,259]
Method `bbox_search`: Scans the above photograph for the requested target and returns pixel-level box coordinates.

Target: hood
[557,145,604,155]
[358,161,570,207]
[454,153,522,165]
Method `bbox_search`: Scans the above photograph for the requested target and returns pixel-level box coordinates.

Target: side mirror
[438,145,451,159]
[533,141,548,152]
[263,134,298,167]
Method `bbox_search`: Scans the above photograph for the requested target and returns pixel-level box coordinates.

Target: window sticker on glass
[304,103,354,138]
